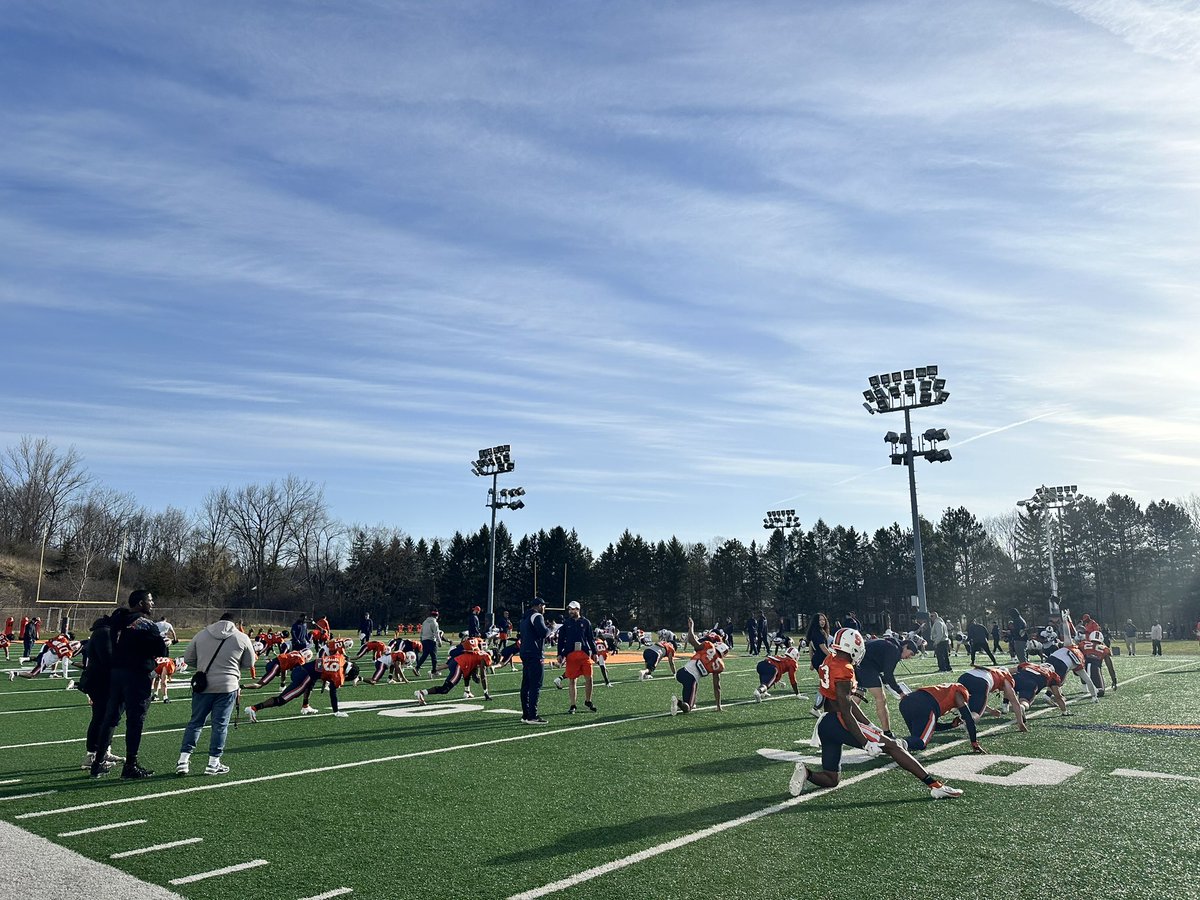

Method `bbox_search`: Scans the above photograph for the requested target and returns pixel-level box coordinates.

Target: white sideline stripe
[298,889,353,900]
[4,790,57,801]
[1112,768,1200,783]
[0,705,77,715]
[169,859,269,885]
[507,660,1195,899]
[111,837,203,858]
[0,778,21,785]
[60,819,147,837]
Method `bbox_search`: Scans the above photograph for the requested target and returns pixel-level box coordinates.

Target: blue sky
[3,0,1198,553]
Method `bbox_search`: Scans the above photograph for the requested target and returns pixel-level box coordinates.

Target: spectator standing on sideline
[177,612,256,776]
[415,609,447,677]
[156,616,177,646]
[290,615,309,652]
[1124,619,1137,656]
[22,616,40,660]
[91,590,168,779]
[519,597,550,724]
[467,605,483,638]
[358,612,373,646]
[930,612,952,672]
[1150,621,1163,657]
[806,612,831,716]
[745,616,758,655]
[991,622,1002,654]
[1008,608,1029,663]
[78,611,123,773]
[757,612,769,653]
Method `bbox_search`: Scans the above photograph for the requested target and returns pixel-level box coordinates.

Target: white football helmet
[831,627,866,665]
[784,646,800,661]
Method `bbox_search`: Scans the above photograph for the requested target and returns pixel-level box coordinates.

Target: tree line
[1,436,1197,633]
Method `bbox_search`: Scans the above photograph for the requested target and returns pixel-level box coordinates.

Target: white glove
[863,739,884,758]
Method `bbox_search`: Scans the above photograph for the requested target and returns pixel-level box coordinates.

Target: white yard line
[168,859,269,885]
[3,790,56,801]
[507,660,1196,899]
[1111,768,1200,783]
[111,837,203,859]
[60,819,147,837]
[0,778,21,785]
[297,889,353,900]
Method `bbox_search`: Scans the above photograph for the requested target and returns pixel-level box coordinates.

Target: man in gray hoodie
[177,613,256,776]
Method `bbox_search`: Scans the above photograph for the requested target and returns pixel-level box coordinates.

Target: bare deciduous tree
[0,436,91,548]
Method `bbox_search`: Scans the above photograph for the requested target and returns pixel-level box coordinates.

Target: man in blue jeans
[177,613,257,776]
[519,597,550,724]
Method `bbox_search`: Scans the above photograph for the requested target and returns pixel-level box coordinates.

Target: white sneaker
[104,750,124,764]
[64,680,75,691]
[300,705,319,715]
[49,673,62,678]
[753,689,763,703]
[81,752,95,770]
[788,764,809,797]
[669,696,679,717]
[554,677,564,690]
[176,758,190,776]
[203,761,229,776]
[463,689,474,699]
[245,706,257,723]
[333,711,349,718]
[605,682,614,688]
[415,689,427,706]
[930,782,964,800]
[7,672,14,682]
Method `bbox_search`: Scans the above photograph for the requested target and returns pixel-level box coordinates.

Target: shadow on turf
[679,755,779,776]
[487,793,785,864]
[611,716,796,741]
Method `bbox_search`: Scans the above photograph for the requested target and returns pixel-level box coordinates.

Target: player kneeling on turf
[753,644,807,701]
[246,650,350,721]
[669,618,726,715]
[415,638,492,705]
[898,683,984,753]
[789,627,964,801]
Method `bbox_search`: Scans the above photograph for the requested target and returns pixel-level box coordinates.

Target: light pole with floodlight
[1016,484,1081,620]
[471,445,525,631]
[763,510,802,627]
[862,366,951,621]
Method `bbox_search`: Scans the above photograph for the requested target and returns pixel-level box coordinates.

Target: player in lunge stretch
[1075,634,1118,697]
[245,647,311,691]
[415,637,491,704]
[1046,643,1098,702]
[10,633,80,687]
[956,665,1028,732]
[669,619,726,715]
[897,682,984,754]
[353,638,389,662]
[788,627,964,801]
[753,645,807,701]
[152,656,187,703]
[245,649,350,721]
[639,635,676,680]
[1012,661,1068,714]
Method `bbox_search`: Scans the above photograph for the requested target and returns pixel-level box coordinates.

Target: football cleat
[568,705,577,715]
[753,690,763,703]
[64,680,75,691]
[245,706,257,723]
[930,781,964,800]
[7,672,14,682]
[463,689,474,699]
[333,711,349,718]
[788,764,809,797]
[554,677,564,690]
[300,705,319,715]
[585,701,597,712]
[80,752,95,770]
[414,689,427,706]
[176,759,190,776]
[669,696,679,717]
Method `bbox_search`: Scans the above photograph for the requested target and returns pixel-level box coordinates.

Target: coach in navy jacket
[518,598,550,724]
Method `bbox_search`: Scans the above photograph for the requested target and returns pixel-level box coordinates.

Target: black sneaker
[567,705,577,714]
[120,763,154,779]
[585,701,597,712]
[88,760,113,779]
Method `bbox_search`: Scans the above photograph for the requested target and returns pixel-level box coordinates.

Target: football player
[753,645,807,701]
[897,682,984,753]
[1075,635,1118,697]
[0,632,10,660]
[1046,644,1098,702]
[415,637,491,704]
[10,633,79,686]
[152,656,187,703]
[1012,661,1068,714]
[353,638,389,662]
[592,635,613,688]
[244,647,312,690]
[367,648,413,684]
[669,618,726,715]
[788,627,964,801]
[246,650,350,721]
[956,666,1028,732]
[639,636,676,680]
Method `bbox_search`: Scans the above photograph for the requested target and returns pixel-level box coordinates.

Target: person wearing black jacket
[79,612,124,773]
[91,590,169,779]
[1008,608,1029,664]
[966,618,997,666]
[518,597,550,724]
[467,605,483,638]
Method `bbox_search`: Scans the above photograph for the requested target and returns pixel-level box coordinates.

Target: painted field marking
[169,859,269,885]
[4,790,56,801]
[0,778,21,785]
[0,706,77,716]
[59,819,147,837]
[1112,768,1200,783]
[298,889,353,900]
[111,837,203,858]
[506,659,1195,900]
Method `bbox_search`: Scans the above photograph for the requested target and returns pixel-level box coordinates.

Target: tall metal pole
[904,407,929,617]
[1044,515,1058,612]
[486,471,499,631]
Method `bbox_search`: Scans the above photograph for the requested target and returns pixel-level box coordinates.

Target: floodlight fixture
[863,390,875,402]
[1018,483,1084,619]
[472,444,523,631]
[890,453,905,465]
[880,373,892,387]
[869,375,881,388]
[915,367,927,378]
[903,369,915,381]
[891,371,902,383]
[863,403,875,415]
[927,365,938,377]
[904,382,916,396]
[884,431,900,444]
[923,428,950,443]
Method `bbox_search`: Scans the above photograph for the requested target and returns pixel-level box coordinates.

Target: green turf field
[1,642,1198,900]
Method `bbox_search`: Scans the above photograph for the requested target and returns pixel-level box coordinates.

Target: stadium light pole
[471,445,524,631]
[763,510,802,625]
[862,365,951,621]
[1016,484,1081,621]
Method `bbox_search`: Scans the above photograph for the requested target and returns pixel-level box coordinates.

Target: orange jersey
[459,637,484,654]
[276,650,307,672]
[47,635,74,659]
[154,657,177,677]
[921,683,970,716]
[1018,661,1062,687]
[1077,639,1110,662]
[317,654,346,687]
[659,641,676,659]
[690,641,725,676]
[965,666,1015,694]
[363,640,387,658]
[766,655,799,687]
[456,650,491,679]
[818,654,857,704]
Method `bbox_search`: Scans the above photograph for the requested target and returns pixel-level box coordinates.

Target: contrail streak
[771,410,1060,504]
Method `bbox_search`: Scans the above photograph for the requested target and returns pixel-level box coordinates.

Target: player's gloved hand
[863,739,884,758]
[970,741,986,754]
